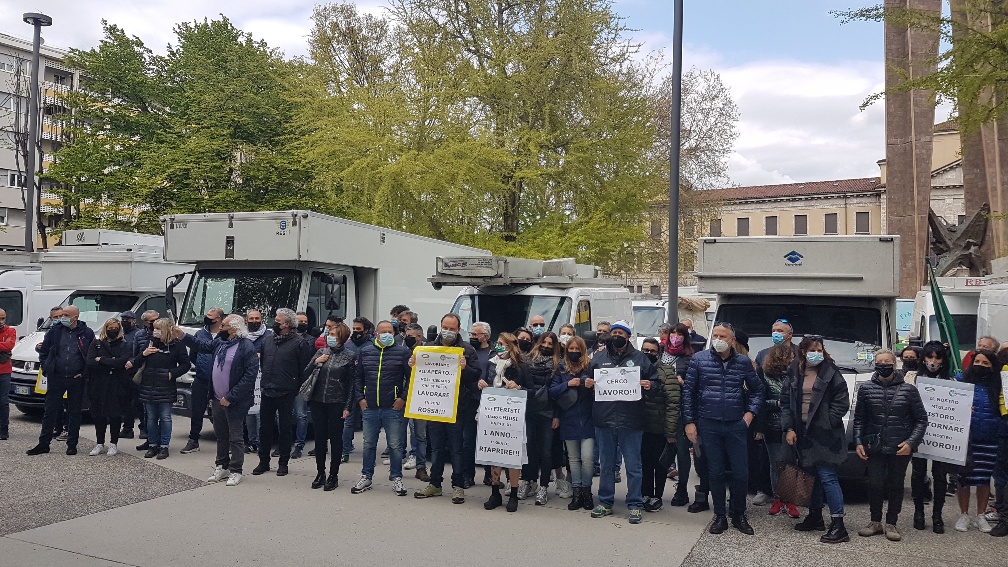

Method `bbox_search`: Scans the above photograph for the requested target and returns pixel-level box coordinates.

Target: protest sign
[594,366,642,402]
[248,373,261,415]
[915,377,974,466]
[475,387,528,468]
[405,346,463,423]
[33,370,67,398]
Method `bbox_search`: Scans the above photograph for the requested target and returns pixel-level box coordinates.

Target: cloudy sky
[4,0,931,187]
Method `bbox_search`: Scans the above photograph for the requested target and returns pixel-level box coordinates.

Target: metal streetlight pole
[667,0,683,323]
[22,12,53,253]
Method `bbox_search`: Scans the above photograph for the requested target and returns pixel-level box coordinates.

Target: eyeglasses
[713,321,733,330]
[531,323,545,328]
[641,349,660,355]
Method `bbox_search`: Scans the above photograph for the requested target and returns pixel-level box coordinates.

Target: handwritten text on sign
[475,388,528,469]
[915,377,973,466]
[594,366,642,401]
[405,346,462,423]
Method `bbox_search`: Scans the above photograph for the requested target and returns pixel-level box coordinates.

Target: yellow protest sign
[404,346,463,423]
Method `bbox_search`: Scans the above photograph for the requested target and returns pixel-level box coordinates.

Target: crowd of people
[4,304,1007,541]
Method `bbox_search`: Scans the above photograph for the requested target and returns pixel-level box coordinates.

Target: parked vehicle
[910,277,986,354]
[631,296,710,348]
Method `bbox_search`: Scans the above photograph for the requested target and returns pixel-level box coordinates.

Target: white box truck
[909,276,987,353]
[697,235,901,477]
[8,230,192,414]
[429,256,633,340]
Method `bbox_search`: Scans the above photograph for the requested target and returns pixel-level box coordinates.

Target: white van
[631,296,711,348]
[976,284,1008,347]
[910,277,986,352]
[0,267,69,340]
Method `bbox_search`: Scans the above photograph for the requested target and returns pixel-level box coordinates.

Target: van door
[575,298,592,337]
[306,269,352,329]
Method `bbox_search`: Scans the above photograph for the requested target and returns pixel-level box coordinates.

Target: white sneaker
[207,466,228,483]
[350,475,373,494]
[556,478,573,499]
[534,486,548,505]
[89,444,105,456]
[955,513,971,532]
[752,491,771,506]
[106,443,118,456]
[226,473,242,486]
[517,480,529,500]
[404,454,416,470]
[383,457,390,465]
[976,515,993,533]
[392,477,407,496]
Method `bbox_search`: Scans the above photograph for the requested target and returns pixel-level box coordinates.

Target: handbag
[299,367,320,402]
[658,441,677,471]
[131,362,146,385]
[774,447,815,507]
[555,386,578,411]
[533,382,550,412]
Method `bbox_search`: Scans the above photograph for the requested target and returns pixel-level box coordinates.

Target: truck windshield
[452,294,572,340]
[928,314,977,349]
[181,269,302,326]
[63,293,141,327]
[633,306,666,337]
[715,303,883,370]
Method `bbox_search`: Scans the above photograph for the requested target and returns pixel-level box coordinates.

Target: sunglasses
[804,334,824,342]
[641,349,660,355]
[775,318,789,324]
[713,321,733,330]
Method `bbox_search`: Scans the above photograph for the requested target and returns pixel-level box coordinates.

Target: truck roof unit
[429,256,622,288]
[696,235,900,298]
[40,230,191,292]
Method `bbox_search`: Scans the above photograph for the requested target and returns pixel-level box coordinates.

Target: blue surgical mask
[326,336,339,348]
[57,317,71,326]
[531,325,545,336]
[771,332,785,345]
[377,333,395,347]
[806,351,824,366]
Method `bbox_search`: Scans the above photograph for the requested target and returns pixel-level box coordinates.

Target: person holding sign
[910,341,956,533]
[955,350,1005,533]
[481,332,530,513]
[683,322,765,536]
[588,320,658,526]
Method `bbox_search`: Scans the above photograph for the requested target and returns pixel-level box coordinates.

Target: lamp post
[667,0,683,323]
[22,12,52,253]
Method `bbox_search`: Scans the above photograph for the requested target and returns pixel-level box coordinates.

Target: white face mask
[711,338,730,353]
[558,334,572,346]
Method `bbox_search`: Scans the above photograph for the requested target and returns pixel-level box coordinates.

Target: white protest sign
[594,366,642,402]
[475,388,528,468]
[405,346,462,423]
[915,377,974,466]
[248,373,262,415]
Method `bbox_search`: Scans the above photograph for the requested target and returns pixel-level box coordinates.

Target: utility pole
[667,0,683,323]
[22,12,53,253]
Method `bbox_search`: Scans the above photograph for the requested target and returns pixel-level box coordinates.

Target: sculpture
[929,203,990,276]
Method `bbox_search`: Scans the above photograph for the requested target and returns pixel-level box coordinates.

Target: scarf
[493,355,513,388]
[661,352,679,366]
[247,326,267,342]
[215,336,241,369]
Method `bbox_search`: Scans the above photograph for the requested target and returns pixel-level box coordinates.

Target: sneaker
[768,498,784,516]
[785,502,801,519]
[341,453,349,463]
[752,491,771,506]
[414,484,442,498]
[404,454,417,470]
[643,496,664,512]
[180,440,200,454]
[884,523,902,541]
[556,478,573,499]
[517,480,529,500]
[415,467,430,482]
[208,466,228,483]
[56,431,68,441]
[393,477,407,496]
[858,521,884,537]
[615,470,622,483]
[106,443,118,456]
[350,475,373,494]
[991,519,1008,537]
[534,486,548,506]
[591,505,612,518]
[291,445,303,459]
[452,487,465,504]
[629,509,643,524]
[245,444,257,454]
[89,444,106,456]
[144,447,159,458]
[984,507,1000,522]
[156,447,169,460]
[226,473,242,486]
[955,513,971,532]
[976,515,993,533]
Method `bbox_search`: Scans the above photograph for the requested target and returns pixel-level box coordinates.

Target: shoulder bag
[774,446,815,508]
[299,366,321,402]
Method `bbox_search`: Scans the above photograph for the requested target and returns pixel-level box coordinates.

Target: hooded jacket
[354,339,413,408]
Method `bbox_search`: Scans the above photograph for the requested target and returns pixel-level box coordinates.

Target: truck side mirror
[427,325,438,343]
[582,331,597,345]
[37,317,44,330]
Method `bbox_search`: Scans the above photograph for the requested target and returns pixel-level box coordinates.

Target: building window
[794,214,808,236]
[636,285,643,294]
[650,285,661,296]
[765,215,778,236]
[958,215,966,225]
[737,217,750,237]
[824,213,838,235]
[650,219,661,238]
[0,207,7,225]
[855,211,870,234]
[6,172,24,188]
[52,74,67,86]
[709,219,722,237]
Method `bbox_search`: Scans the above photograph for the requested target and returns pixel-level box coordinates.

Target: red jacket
[0,324,16,374]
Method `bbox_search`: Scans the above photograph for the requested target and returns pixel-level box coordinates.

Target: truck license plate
[14,385,30,396]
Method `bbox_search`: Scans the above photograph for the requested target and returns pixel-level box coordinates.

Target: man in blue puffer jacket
[683,322,765,537]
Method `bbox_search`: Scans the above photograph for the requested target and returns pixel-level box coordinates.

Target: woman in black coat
[303,322,356,491]
[521,331,561,505]
[909,341,955,533]
[781,336,851,544]
[136,318,191,459]
[85,318,133,456]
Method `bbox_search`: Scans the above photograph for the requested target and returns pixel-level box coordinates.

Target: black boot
[506,486,519,513]
[324,473,338,491]
[485,486,503,510]
[913,498,926,530]
[932,500,945,534]
[669,487,689,506]
[688,491,710,513]
[312,470,326,489]
[568,487,583,510]
[795,511,826,532]
[582,491,594,510]
[820,517,850,544]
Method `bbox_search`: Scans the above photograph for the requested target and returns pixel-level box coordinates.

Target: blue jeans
[698,417,749,518]
[428,421,464,488]
[806,464,845,517]
[293,395,309,447]
[343,406,357,454]
[361,407,404,480]
[246,412,260,445]
[145,402,173,447]
[409,419,428,469]
[596,426,643,510]
[594,432,622,474]
[565,438,595,490]
[0,373,10,435]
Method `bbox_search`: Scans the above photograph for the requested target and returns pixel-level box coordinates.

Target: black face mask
[247,321,262,333]
[540,347,554,357]
[121,320,134,332]
[567,351,582,362]
[272,323,283,334]
[902,359,918,371]
[609,335,628,350]
[518,339,533,353]
[297,323,308,334]
[596,333,610,347]
[106,328,120,340]
[972,366,994,380]
[470,337,483,348]
[405,336,418,349]
[145,323,155,334]
[645,353,659,364]
[204,316,215,328]
[875,364,895,378]
[216,330,230,341]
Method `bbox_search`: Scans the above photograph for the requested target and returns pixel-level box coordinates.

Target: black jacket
[184,334,260,412]
[137,339,191,404]
[853,372,929,454]
[305,346,355,409]
[780,359,850,467]
[39,321,95,379]
[354,340,413,408]
[428,335,482,409]
[259,332,314,398]
[526,356,559,419]
[588,344,659,430]
[85,337,132,418]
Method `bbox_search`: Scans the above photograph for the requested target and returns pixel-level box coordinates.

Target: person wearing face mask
[402,323,430,483]
[529,314,548,337]
[336,317,373,463]
[84,318,132,456]
[482,333,531,512]
[314,315,344,350]
[683,322,765,535]
[0,308,14,441]
[126,310,160,444]
[781,336,851,543]
[590,321,611,358]
[241,309,271,456]
[515,328,536,357]
[640,337,681,513]
[664,324,708,512]
[180,308,225,456]
[753,336,799,519]
[954,349,1005,533]
[909,341,953,533]
[351,320,413,497]
[463,322,493,488]
[136,318,191,459]
[27,305,96,457]
[414,314,480,503]
[295,312,312,337]
[516,331,562,505]
[589,320,659,525]
[853,350,928,542]
[549,335,595,511]
[115,311,140,440]
[303,322,356,491]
